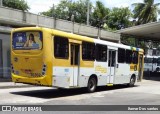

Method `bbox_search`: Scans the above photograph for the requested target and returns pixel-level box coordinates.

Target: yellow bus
[11,27,144,92]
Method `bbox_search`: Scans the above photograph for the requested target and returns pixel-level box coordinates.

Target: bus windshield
[12,31,43,50]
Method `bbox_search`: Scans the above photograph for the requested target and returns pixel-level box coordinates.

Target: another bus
[11,27,144,92]
[144,55,160,72]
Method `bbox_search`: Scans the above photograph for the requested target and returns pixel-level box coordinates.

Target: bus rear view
[11,27,52,86]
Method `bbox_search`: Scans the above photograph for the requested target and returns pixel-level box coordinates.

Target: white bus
[144,55,160,72]
[12,27,144,92]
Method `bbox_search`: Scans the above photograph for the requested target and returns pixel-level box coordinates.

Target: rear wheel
[128,76,136,87]
[87,77,97,93]
[156,67,160,72]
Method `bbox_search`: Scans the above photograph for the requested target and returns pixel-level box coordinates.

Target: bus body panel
[12,28,53,86]
[11,27,144,89]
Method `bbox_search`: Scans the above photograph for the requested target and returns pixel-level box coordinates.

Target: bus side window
[126,50,132,64]
[54,36,69,59]
[132,51,138,64]
[118,48,125,63]
[82,41,95,61]
[96,44,107,62]
[153,58,157,63]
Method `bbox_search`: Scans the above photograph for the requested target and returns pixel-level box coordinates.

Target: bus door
[70,43,80,86]
[107,49,116,84]
[138,54,143,81]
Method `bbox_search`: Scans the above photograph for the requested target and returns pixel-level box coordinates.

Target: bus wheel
[87,77,97,93]
[129,75,136,87]
[156,67,160,72]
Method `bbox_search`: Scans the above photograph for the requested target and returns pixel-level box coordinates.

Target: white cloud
[103,0,143,8]
[26,0,159,15]
[26,0,61,14]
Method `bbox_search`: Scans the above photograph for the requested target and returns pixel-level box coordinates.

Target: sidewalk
[0,79,34,89]
[0,78,12,82]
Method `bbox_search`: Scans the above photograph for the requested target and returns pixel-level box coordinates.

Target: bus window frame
[118,48,125,63]
[54,36,69,59]
[95,44,107,62]
[82,41,95,61]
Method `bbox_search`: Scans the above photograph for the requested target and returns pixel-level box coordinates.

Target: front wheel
[128,76,136,87]
[87,77,97,93]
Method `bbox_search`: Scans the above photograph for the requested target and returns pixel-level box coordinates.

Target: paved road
[0,80,160,113]
[0,80,160,105]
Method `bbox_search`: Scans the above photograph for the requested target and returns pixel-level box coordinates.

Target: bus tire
[128,75,136,87]
[156,67,159,72]
[87,77,97,93]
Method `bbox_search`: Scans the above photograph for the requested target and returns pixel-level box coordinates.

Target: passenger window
[96,44,107,62]
[82,42,95,61]
[132,51,138,64]
[54,36,69,59]
[126,50,132,64]
[118,48,125,63]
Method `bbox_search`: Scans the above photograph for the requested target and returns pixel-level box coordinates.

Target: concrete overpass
[118,21,160,56]
[118,22,160,41]
[0,6,120,42]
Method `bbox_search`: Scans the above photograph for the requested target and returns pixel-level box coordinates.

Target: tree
[132,0,160,25]
[41,0,92,24]
[107,7,132,30]
[91,1,110,28]
[3,0,30,11]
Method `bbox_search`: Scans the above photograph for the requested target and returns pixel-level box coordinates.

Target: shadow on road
[10,85,139,99]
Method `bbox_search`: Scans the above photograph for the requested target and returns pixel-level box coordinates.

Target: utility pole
[71,14,75,33]
[86,0,90,25]
[52,4,55,17]
[0,0,3,7]
[52,4,56,28]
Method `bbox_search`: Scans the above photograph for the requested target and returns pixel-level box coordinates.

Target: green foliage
[121,36,136,46]
[132,0,160,25]
[41,0,132,31]
[107,7,132,30]
[41,0,91,24]
[3,0,30,11]
[91,1,110,27]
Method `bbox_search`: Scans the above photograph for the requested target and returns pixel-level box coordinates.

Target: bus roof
[12,27,144,53]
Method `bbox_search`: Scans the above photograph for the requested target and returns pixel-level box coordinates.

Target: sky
[26,0,144,14]
[25,0,160,18]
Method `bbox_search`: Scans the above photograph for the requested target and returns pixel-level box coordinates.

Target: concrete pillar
[23,11,26,22]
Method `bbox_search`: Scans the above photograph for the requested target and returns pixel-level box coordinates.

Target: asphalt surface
[0,79,160,113]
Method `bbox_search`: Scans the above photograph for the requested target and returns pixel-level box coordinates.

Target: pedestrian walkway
[0,81,34,89]
[0,78,11,82]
